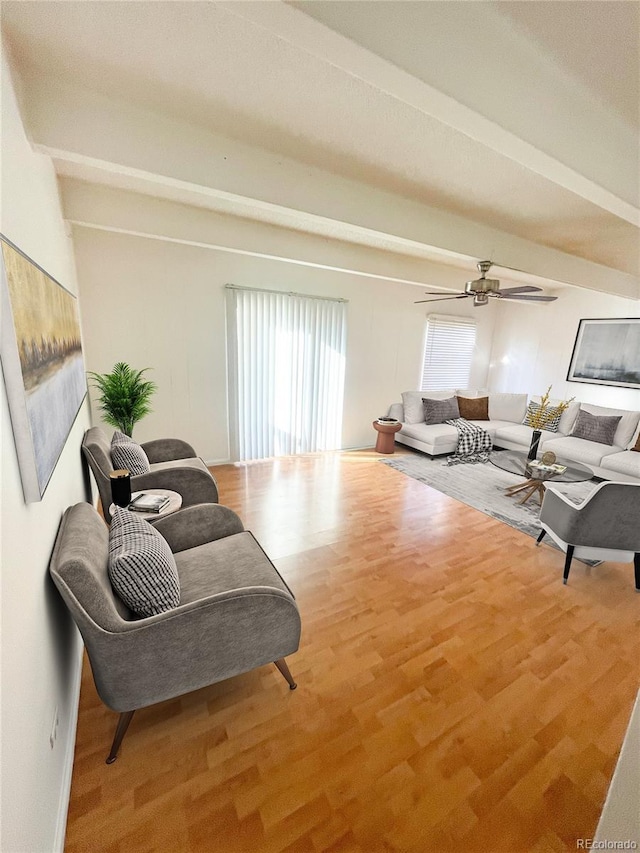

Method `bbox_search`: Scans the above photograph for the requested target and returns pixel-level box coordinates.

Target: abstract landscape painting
[567,318,640,389]
[0,236,86,501]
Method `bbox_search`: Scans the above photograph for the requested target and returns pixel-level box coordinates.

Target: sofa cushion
[571,409,621,446]
[556,400,581,435]
[494,423,558,447]
[108,507,180,617]
[488,393,528,423]
[401,390,455,424]
[541,436,620,468]
[111,431,150,475]
[457,395,489,420]
[422,396,460,424]
[600,451,640,479]
[455,388,489,398]
[399,422,459,448]
[578,404,640,448]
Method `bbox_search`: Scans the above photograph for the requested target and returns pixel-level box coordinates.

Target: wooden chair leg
[106,710,135,764]
[562,545,575,585]
[536,530,546,546]
[634,553,640,592]
[274,658,297,690]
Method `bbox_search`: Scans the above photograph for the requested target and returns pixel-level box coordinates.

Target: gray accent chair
[49,502,301,763]
[536,481,640,589]
[82,427,219,521]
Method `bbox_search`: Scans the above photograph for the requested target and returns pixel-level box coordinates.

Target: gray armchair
[82,427,219,521]
[536,481,640,589]
[49,502,301,763]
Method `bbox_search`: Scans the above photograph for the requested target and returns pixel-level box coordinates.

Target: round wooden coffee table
[372,421,402,454]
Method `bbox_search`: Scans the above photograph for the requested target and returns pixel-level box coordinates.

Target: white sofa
[387,390,640,484]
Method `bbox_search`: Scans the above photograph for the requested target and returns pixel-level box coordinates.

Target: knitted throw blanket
[445,418,492,465]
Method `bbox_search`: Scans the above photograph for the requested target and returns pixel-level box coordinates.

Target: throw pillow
[571,409,622,446]
[456,395,489,421]
[402,390,455,424]
[422,396,460,425]
[631,431,640,453]
[111,430,150,476]
[523,401,563,432]
[108,506,180,617]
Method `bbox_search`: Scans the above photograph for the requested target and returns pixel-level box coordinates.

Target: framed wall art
[567,317,640,390]
[0,235,87,502]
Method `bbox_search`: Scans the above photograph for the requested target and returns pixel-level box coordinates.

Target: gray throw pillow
[422,396,460,425]
[111,430,150,475]
[571,409,622,446]
[108,507,180,617]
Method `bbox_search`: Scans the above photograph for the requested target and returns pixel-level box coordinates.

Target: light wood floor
[65,449,640,852]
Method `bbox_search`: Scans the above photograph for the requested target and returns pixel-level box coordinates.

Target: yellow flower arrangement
[527,385,575,430]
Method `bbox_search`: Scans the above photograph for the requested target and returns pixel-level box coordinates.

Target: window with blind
[227,285,347,462]
[420,314,477,390]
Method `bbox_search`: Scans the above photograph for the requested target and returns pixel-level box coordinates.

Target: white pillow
[488,393,528,423]
[401,390,455,424]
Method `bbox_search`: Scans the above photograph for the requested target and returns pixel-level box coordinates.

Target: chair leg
[106,710,135,764]
[274,658,297,690]
[536,529,546,546]
[562,545,575,585]
[634,553,640,592]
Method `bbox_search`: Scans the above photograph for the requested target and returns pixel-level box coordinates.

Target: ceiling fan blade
[499,294,558,302]
[414,295,469,304]
[497,285,542,295]
[419,290,466,295]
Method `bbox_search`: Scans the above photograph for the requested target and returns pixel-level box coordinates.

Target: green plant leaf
[88,362,157,436]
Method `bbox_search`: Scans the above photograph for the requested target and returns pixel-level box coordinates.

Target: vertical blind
[227,286,347,461]
[420,314,477,390]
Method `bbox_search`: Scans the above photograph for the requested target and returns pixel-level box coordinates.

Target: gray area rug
[381,450,600,562]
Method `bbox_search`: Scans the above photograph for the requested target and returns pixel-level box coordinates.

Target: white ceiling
[2,0,639,288]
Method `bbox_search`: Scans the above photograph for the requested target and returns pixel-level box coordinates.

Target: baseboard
[53,642,84,853]
[205,456,232,466]
[594,689,640,843]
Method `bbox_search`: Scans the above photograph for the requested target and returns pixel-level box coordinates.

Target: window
[227,285,347,461]
[420,314,477,390]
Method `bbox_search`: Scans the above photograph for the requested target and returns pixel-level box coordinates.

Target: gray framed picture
[567,318,640,389]
[0,235,87,502]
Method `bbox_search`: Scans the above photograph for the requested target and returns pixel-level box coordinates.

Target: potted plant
[526,385,575,460]
[88,362,157,437]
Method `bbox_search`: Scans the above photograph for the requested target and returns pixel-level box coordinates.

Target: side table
[109,488,183,521]
[372,421,402,454]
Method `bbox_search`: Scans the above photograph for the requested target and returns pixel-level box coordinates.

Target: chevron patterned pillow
[523,401,563,432]
[108,507,180,617]
[110,430,150,475]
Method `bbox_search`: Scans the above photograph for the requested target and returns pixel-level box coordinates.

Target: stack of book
[128,493,171,513]
[377,416,399,425]
[528,460,567,475]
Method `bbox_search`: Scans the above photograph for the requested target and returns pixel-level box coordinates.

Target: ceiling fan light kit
[415,261,558,307]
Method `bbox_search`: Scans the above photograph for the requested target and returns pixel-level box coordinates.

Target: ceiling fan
[414,261,558,307]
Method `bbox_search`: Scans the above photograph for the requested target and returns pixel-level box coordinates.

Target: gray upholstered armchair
[536,481,640,589]
[49,502,301,763]
[82,427,219,521]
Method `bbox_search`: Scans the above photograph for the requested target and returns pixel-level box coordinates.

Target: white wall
[489,287,640,410]
[72,222,496,462]
[0,45,92,853]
